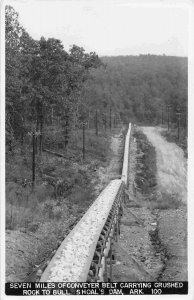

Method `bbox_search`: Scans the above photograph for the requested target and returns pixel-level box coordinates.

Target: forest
[6,4,188,221]
[6,5,187,158]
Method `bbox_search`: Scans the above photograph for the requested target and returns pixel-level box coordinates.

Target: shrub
[68,187,93,207]
[34,185,54,202]
[150,191,182,210]
[134,130,157,195]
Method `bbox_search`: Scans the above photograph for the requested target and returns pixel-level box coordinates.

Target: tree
[5,5,23,150]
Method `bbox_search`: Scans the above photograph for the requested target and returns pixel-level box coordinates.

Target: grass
[134,130,157,196]
[148,191,182,210]
[6,124,119,281]
[6,165,93,231]
[6,125,113,232]
[44,125,112,162]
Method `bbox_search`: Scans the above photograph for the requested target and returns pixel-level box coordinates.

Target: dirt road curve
[142,126,187,281]
[141,126,187,203]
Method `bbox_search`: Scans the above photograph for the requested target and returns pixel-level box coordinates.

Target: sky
[5,0,190,57]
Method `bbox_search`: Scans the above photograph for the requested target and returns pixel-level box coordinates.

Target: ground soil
[6,214,78,282]
[112,126,187,281]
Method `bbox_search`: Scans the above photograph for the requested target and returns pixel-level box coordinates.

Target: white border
[187,1,194,299]
[0,0,6,300]
[1,1,194,300]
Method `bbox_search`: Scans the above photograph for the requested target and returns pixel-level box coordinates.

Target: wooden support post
[109,241,112,282]
[116,220,119,242]
[104,256,108,282]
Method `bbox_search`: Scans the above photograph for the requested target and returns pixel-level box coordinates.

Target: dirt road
[141,127,187,203]
[142,126,187,281]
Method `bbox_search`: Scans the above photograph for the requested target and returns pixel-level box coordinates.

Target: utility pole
[39,114,43,154]
[35,120,39,155]
[113,114,116,128]
[162,106,164,125]
[104,111,107,133]
[64,114,69,154]
[110,106,112,131]
[88,111,90,129]
[95,109,98,136]
[176,106,182,141]
[115,114,117,128]
[166,104,171,131]
[32,131,36,188]
[28,130,41,189]
[51,105,54,125]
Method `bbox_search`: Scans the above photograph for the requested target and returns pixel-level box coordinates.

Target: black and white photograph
[1,0,194,298]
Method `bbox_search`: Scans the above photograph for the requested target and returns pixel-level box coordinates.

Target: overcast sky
[5,0,189,57]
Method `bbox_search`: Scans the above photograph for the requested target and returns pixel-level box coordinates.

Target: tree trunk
[32,131,36,188]
[88,111,90,129]
[35,118,39,154]
[109,107,112,131]
[95,110,98,136]
[39,116,43,154]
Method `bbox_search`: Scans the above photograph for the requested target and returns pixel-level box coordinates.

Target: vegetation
[92,55,187,126]
[134,130,182,210]
[6,128,112,231]
[134,130,157,196]
[160,126,187,158]
[5,5,187,228]
[6,6,187,156]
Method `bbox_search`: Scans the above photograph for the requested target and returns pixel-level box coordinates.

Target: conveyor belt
[39,123,132,282]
